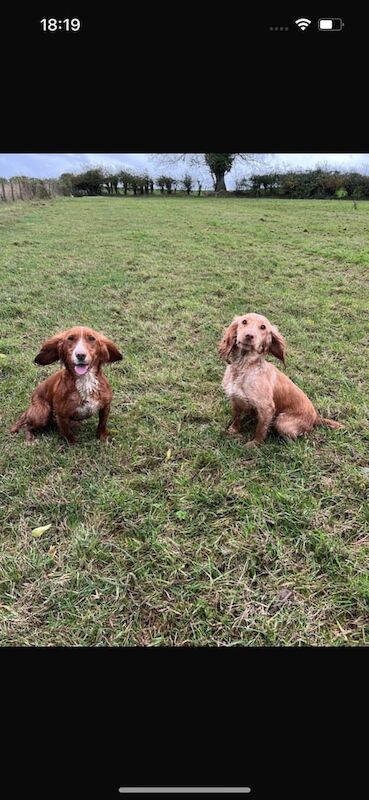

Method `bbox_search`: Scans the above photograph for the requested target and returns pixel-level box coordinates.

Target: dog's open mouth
[74,364,90,376]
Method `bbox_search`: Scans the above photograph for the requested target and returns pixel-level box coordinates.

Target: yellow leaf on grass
[32,524,52,538]
[166,449,172,460]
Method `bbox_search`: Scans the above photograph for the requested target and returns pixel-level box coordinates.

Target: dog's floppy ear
[218,319,239,362]
[99,334,123,363]
[269,325,286,365]
[34,333,64,365]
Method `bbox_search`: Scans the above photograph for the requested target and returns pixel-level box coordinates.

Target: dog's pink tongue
[75,365,89,376]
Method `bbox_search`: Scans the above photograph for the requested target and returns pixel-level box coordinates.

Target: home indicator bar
[118,790,251,795]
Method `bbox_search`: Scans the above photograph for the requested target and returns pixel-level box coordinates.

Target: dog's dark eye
[87,335,95,342]
[260,324,266,330]
[67,335,75,341]
[242,319,248,326]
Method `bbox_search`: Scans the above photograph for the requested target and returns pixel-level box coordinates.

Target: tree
[257,173,278,194]
[130,174,140,195]
[156,176,166,194]
[118,170,132,195]
[182,174,192,194]
[235,176,252,193]
[72,168,104,195]
[30,178,49,199]
[151,153,263,193]
[164,176,175,194]
[100,169,120,195]
[58,172,75,195]
[249,175,263,195]
[203,154,234,192]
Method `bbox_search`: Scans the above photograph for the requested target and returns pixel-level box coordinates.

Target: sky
[1,153,369,188]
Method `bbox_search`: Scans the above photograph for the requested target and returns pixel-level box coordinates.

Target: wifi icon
[295,17,311,30]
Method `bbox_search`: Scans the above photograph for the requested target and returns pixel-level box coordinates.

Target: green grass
[1,195,369,646]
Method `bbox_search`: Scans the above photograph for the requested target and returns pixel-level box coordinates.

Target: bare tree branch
[150,154,188,167]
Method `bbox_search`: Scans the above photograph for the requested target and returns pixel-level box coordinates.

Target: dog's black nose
[245,334,254,341]
[76,352,86,362]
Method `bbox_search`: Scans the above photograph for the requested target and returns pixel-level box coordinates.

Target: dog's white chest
[75,372,101,419]
[223,363,263,404]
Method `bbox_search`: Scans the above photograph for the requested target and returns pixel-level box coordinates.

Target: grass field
[1,195,369,646]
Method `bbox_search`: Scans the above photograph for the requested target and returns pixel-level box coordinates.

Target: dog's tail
[316,416,343,430]
[10,411,27,434]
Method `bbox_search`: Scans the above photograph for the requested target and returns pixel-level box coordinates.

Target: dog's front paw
[227,424,241,436]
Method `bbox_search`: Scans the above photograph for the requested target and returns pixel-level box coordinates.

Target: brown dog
[11,326,122,444]
[219,313,342,447]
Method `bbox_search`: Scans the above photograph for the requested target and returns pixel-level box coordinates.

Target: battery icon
[318,18,344,30]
